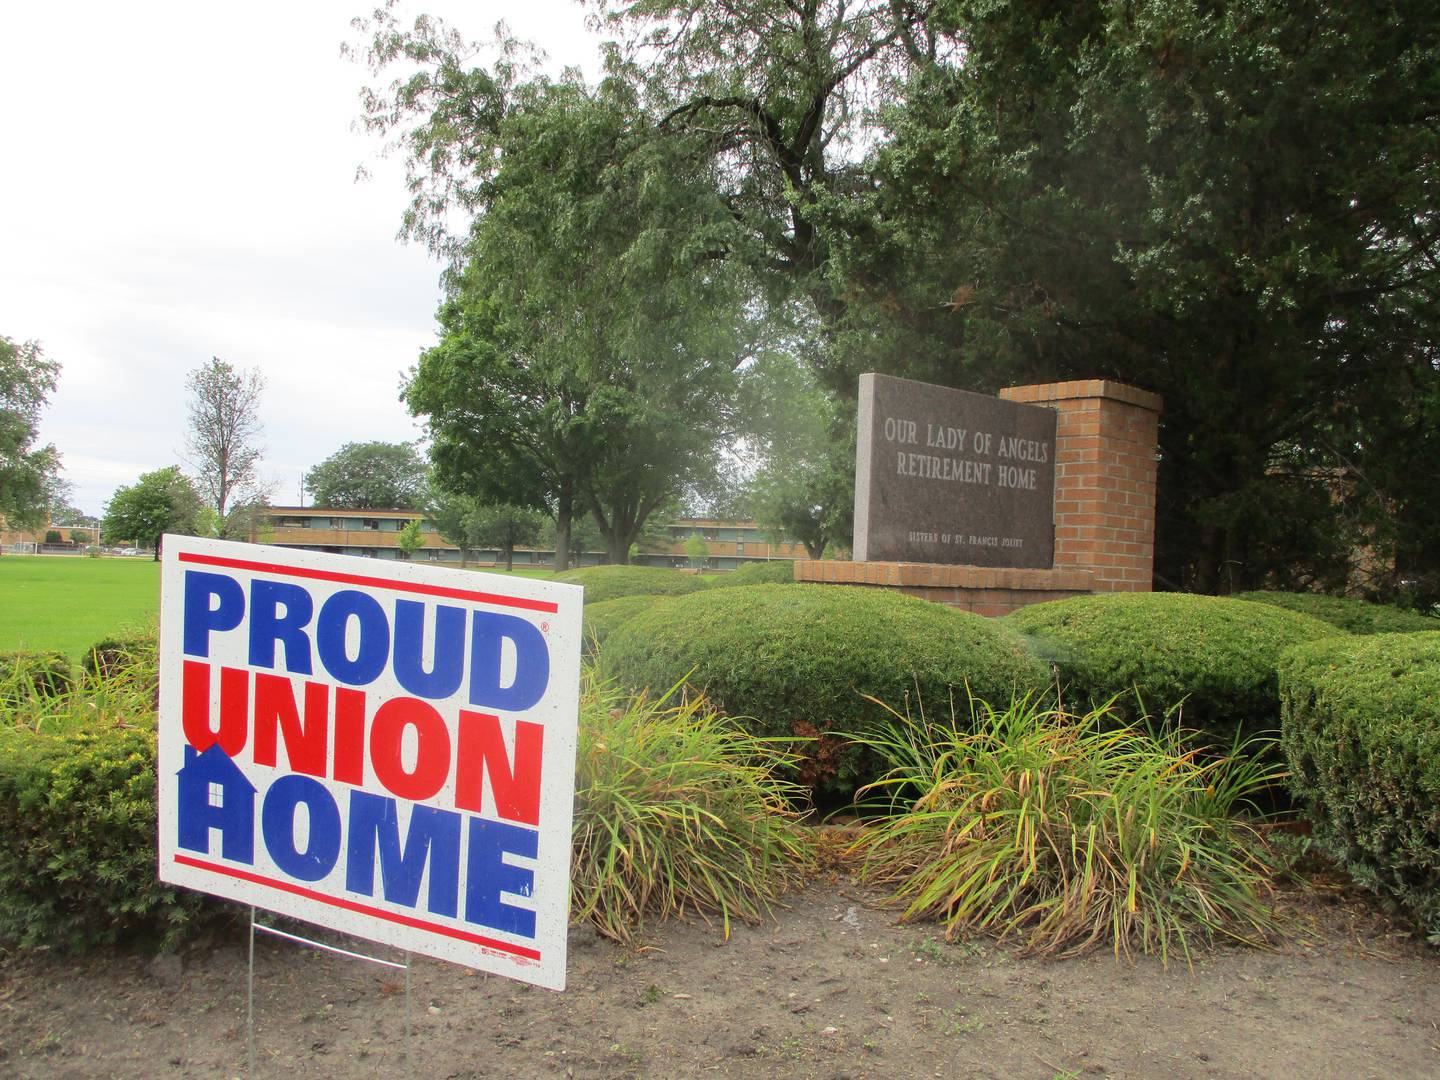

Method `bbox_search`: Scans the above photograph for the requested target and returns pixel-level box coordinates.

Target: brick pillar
[999,380,1162,592]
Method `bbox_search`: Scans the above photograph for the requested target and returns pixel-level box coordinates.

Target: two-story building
[258,507,807,570]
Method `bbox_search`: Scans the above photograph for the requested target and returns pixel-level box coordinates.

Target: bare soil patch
[1,876,1436,1080]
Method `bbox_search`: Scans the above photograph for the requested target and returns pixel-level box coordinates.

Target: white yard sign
[156,536,583,990]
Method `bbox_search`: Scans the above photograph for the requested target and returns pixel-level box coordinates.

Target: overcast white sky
[0,1,602,517]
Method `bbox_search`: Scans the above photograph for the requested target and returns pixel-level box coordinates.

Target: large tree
[102,467,206,558]
[738,351,854,559]
[469,503,546,572]
[0,335,64,531]
[355,2,935,392]
[185,358,265,524]
[822,0,1440,595]
[305,441,428,509]
[403,72,751,567]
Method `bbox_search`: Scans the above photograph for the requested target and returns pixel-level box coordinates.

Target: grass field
[0,556,161,659]
[0,557,565,659]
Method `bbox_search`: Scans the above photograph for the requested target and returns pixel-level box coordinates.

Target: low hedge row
[602,584,1051,797]
[1280,633,1440,940]
[708,561,798,588]
[1005,593,1341,746]
[556,565,711,605]
[1234,591,1439,636]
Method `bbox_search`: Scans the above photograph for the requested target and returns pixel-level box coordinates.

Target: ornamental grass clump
[1,639,157,737]
[849,693,1280,965]
[571,674,812,944]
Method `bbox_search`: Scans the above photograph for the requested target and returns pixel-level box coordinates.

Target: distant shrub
[602,585,1050,797]
[1280,634,1440,940]
[707,561,798,588]
[0,651,75,704]
[1005,593,1340,745]
[582,595,663,656]
[555,565,711,605]
[851,694,1279,963]
[1234,591,1439,636]
[0,722,216,949]
[573,675,811,944]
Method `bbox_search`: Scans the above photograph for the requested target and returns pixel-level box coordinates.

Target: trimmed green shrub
[582,594,664,655]
[1279,633,1440,940]
[555,564,711,605]
[1005,593,1340,744]
[573,674,811,944]
[602,584,1050,796]
[707,561,798,588]
[1234,591,1440,636]
[83,629,160,680]
[0,722,216,949]
[851,694,1279,963]
[0,650,75,704]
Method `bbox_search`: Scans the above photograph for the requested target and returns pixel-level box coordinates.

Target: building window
[361,518,380,531]
[330,518,345,530]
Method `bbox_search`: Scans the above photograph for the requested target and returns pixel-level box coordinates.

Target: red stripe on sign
[177,552,559,614]
[172,854,543,961]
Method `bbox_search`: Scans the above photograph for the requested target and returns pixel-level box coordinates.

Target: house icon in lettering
[176,744,256,865]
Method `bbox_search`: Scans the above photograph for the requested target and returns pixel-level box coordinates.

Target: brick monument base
[796,379,1162,616]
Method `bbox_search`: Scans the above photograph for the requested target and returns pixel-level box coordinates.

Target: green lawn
[0,557,565,658]
[0,556,161,659]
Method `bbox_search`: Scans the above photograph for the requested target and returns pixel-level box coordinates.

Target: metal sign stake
[244,906,411,1078]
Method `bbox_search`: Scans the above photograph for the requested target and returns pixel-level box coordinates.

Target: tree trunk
[504,542,515,572]
[553,485,573,572]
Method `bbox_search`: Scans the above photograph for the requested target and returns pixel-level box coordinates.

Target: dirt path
[1,877,1436,1080]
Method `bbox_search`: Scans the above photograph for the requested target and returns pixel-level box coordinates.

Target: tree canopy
[0,335,64,531]
[361,1,1440,599]
[102,467,206,558]
[185,357,265,524]
[305,441,428,509]
[825,0,1440,596]
[401,71,751,567]
[737,351,853,559]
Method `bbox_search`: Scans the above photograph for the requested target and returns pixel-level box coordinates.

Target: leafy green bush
[850,694,1278,963]
[582,594,663,655]
[83,629,159,680]
[603,585,1050,796]
[1005,593,1340,744]
[572,674,812,943]
[0,721,215,949]
[0,650,75,704]
[707,561,798,588]
[1234,591,1440,635]
[1279,633,1440,940]
[555,564,711,604]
